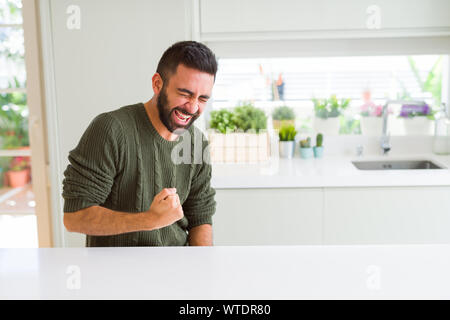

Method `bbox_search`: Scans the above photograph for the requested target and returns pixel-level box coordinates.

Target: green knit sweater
[62,103,216,247]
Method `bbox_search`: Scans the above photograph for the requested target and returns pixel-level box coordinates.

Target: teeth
[175,110,191,121]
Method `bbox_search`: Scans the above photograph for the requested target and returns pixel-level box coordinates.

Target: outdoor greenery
[0,0,28,150]
[0,156,12,173]
[313,95,351,119]
[396,56,443,120]
[0,0,23,25]
[0,83,28,148]
[340,116,361,135]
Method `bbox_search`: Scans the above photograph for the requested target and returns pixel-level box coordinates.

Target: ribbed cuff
[63,198,98,213]
[187,214,213,230]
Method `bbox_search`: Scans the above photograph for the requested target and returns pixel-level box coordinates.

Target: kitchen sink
[352,160,446,170]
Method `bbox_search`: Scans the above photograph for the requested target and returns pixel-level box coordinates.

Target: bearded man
[62,41,217,247]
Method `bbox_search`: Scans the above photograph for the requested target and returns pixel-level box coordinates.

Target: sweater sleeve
[182,135,216,230]
[62,112,124,212]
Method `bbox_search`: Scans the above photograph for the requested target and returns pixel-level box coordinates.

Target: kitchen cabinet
[213,186,450,246]
[199,0,450,41]
[323,186,450,245]
[213,188,323,245]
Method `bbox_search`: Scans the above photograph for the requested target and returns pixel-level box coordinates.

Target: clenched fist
[146,188,184,229]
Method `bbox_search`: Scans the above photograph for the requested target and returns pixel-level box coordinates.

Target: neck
[144,98,179,141]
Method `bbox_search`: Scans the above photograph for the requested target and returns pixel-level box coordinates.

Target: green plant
[395,56,443,120]
[278,125,297,141]
[0,157,12,172]
[300,137,311,148]
[339,116,361,135]
[312,98,328,118]
[408,56,443,107]
[272,106,295,121]
[316,133,323,147]
[9,156,28,172]
[0,88,29,148]
[313,95,351,119]
[232,102,267,133]
[209,109,237,133]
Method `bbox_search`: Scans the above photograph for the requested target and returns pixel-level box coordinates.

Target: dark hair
[156,41,218,83]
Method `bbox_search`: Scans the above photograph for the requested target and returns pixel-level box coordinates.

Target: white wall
[40,0,193,247]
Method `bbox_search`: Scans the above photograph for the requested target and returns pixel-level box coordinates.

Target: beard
[156,86,199,133]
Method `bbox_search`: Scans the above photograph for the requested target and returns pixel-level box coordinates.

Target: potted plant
[278,125,297,159]
[399,102,435,135]
[313,133,324,158]
[232,102,269,163]
[232,102,268,133]
[359,89,385,136]
[209,109,237,134]
[6,156,29,188]
[208,102,270,163]
[312,95,350,136]
[208,108,236,163]
[299,137,313,159]
[272,105,295,130]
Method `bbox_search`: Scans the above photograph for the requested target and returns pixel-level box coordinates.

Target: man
[62,41,217,247]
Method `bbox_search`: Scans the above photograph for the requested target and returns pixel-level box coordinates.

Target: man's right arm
[64,188,184,236]
[64,206,154,236]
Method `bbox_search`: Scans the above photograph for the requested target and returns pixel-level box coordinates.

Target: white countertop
[2,245,450,299]
[211,153,450,189]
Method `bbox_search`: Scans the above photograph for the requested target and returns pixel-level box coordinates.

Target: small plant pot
[6,170,29,188]
[313,146,324,158]
[401,117,434,135]
[313,117,340,136]
[279,141,295,159]
[360,117,383,136]
[300,147,314,159]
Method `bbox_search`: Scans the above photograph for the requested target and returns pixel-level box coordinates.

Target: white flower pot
[313,117,340,136]
[279,141,295,159]
[360,117,383,136]
[401,117,434,135]
[207,131,270,163]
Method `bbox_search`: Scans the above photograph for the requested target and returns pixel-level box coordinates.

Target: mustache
[172,107,199,118]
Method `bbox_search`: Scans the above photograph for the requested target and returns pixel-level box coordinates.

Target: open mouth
[173,109,192,124]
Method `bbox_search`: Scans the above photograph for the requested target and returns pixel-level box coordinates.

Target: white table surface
[211,153,450,189]
[1,245,450,299]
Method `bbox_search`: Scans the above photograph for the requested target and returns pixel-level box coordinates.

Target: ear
[152,73,164,95]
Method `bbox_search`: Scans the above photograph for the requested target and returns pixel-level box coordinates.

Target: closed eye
[177,88,210,102]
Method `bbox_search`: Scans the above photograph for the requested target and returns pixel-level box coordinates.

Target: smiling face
[156,64,215,132]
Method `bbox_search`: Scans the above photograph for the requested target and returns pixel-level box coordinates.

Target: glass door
[0,0,37,248]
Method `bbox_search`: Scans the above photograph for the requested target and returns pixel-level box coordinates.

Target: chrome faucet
[381,100,393,155]
[380,99,427,155]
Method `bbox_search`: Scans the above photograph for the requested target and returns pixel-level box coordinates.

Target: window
[210,55,448,136]
[0,0,37,248]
